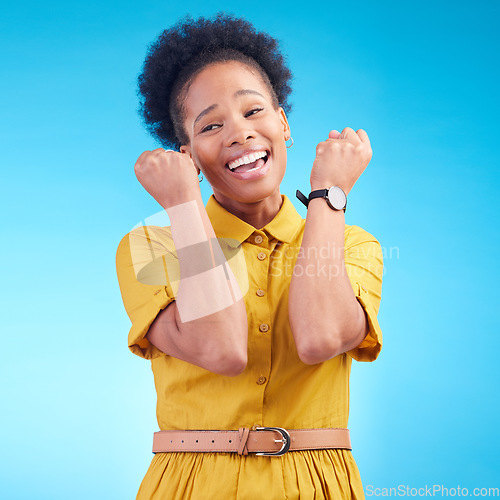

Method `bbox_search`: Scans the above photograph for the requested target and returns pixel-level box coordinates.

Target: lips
[225,147,270,170]
[227,150,268,172]
[223,145,272,181]
[225,151,271,181]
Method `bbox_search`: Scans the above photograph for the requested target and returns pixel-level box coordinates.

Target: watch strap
[308,189,329,203]
[296,189,310,207]
[296,188,346,212]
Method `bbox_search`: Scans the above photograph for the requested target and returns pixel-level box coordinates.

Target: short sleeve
[115,227,178,360]
[344,225,384,362]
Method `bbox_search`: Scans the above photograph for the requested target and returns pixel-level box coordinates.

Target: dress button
[256,376,267,385]
[257,252,266,261]
[254,235,263,244]
[256,289,265,297]
[259,323,269,332]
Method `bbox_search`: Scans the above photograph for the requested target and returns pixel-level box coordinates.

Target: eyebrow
[193,104,218,127]
[193,89,265,126]
[234,89,264,99]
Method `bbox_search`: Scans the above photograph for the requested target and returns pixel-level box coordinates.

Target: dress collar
[205,194,303,244]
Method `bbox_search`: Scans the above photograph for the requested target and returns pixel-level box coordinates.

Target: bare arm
[134,149,248,376]
[146,195,248,376]
[289,127,373,364]
[288,200,367,364]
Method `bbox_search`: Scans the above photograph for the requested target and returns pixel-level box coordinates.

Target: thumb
[328,130,341,139]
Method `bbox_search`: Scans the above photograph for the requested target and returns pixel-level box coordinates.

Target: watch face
[327,186,347,210]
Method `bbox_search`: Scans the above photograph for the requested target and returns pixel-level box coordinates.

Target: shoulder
[117,225,175,256]
[116,225,177,286]
[344,224,381,249]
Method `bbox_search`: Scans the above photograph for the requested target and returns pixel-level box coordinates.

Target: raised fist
[310,128,372,195]
[134,149,201,209]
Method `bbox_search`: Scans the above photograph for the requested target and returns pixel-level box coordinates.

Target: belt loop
[237,427,250,455]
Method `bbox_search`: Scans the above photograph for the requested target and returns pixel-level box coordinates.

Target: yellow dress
[116,194,383,500]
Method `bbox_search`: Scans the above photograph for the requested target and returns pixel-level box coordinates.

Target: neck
[213,189,283,229]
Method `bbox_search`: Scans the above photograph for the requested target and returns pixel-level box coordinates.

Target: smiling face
[180,61,290,216]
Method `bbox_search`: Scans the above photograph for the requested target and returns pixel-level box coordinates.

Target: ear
[180,144,200,175]
[278,107,291,140]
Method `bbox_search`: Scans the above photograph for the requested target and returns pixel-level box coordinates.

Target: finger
[152,148,174,157]
[135,150,151,164]
[135,150,158,171]
[356,129,371,146]
[328,130,341,139]
[340,127,362,143]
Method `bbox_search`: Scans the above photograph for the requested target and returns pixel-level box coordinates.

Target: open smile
[225,149,270,181]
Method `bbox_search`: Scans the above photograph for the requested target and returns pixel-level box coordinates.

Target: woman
[116,13,383,499]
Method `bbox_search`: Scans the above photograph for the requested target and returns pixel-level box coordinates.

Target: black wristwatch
[296,186,347,212]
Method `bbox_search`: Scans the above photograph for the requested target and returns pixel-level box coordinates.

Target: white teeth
[228,151,267,171]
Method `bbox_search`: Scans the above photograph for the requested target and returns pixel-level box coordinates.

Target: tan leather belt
[153,427,351,457]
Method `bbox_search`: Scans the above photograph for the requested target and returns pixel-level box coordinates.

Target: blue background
[1,1,498,498]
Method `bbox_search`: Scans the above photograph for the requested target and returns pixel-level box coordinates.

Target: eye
[201,123,221,133]
[245,107,264,118]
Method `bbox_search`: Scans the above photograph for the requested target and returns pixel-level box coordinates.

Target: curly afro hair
[138,13,293,150]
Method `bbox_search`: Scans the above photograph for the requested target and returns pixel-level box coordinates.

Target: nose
[225,117,255,147]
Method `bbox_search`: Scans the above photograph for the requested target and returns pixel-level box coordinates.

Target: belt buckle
[254,426,291,456]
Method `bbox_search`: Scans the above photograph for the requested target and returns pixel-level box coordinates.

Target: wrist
[300,185,347,213]
[162,188,203,211]
[310,182,350,195]
[307,196,345,217]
